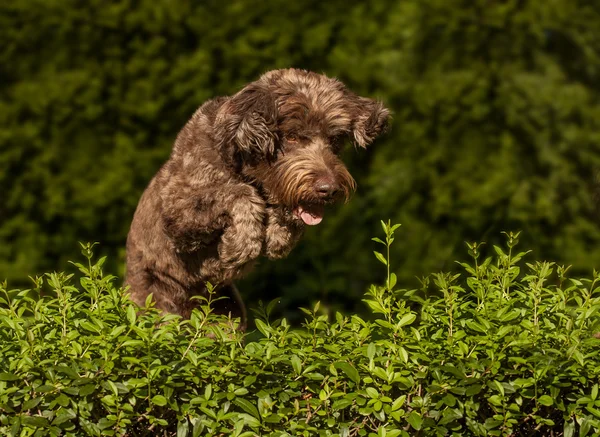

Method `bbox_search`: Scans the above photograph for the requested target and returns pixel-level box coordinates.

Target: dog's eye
[285,133,299,143]
[329,136,344,152]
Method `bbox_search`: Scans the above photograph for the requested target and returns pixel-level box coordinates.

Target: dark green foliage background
[2,0,600,315]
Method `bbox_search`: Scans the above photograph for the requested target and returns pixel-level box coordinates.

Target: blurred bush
[2,0,600,316]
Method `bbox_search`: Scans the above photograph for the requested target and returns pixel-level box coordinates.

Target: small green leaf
[333,398,353,409]
[36,384,55,393]
[22,397,42,410]
[255,319,270,338]
[538,395,554,406]
[366,387,379,399]
[374,251,388,266]
[334,361,360,385]
[21,416,49,427]
[488,395,502,406]
[580,416,592,436]
[407,411,423,430]
[388,273,397,289]
[367,343,376,360]
[151,395,167,406]
[0,373,20,381]
[243,375,256,387]
[234,398,260,419]
[237,413,261,429]
[564,420,575,437]
[397,313,416,327]
[391,396,406,411]
[291,355,302,375]
[399,347,408,363]
[177,419,189,437]
[127,305,137,325]
[493,380,505,397]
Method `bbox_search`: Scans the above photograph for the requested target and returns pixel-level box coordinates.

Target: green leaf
[374,251,388,265]
[243,375,256,387]
[80,321,101,333]
[151,395,167,406]
[177,419,189,437]
[407,411,422,430]
[255,319,270,338]
[493,380,505,397]
[366,387,379,399]
[121,339,145,348]
[53,410,76,426]
[564,419,575,437]
[127,304,137,325]
[380,220,389,234]
[580,416,592,436]
[0,373,20,381]
[439,407,462,425]
[397,313,416,327]
[466,320,487,333]
[79,384,96,396]
[367,343,376,360]
[334,361,360,384]
[388,273,397,289]
[22,397,43,410]
[488,395,502,406]
[234,398,260,420]
[55,365,79,379]
[391,396,406,411]
[237,413,261,430]
[538,395,554,406]
[399,347,408,363]
[333,398,353,409]
[291,355,302,375]
[36,384,55,393]
[21,416,49,427]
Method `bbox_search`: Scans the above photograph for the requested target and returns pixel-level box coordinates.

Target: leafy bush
[1,224,600,436]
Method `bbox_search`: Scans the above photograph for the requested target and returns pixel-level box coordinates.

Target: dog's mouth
[293,204,325,226]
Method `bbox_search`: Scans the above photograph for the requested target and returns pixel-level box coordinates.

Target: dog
[125,68,390,328]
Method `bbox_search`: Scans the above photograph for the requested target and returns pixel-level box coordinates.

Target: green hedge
[1,223,600,436]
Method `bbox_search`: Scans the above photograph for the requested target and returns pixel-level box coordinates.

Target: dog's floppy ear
[215,84,279,157]
[351,96,390,148]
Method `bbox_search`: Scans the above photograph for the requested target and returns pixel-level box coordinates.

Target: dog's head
[215,68,390,226]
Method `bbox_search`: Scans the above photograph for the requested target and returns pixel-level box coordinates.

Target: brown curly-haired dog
[125,68,390,327]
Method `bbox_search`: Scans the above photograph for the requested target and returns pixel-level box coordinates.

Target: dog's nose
[315,180,340,199]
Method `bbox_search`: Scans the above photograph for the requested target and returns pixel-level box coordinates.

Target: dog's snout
[315,179,340,199]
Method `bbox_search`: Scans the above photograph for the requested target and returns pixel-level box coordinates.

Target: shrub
[1,224,600,436]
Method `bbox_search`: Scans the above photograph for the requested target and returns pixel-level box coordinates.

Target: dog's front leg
[161,181,233,252]
[161,175,265,261]
[263,206,304,259]
[216,188,266,280]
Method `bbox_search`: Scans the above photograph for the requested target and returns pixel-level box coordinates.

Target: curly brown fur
[125,68,390,326]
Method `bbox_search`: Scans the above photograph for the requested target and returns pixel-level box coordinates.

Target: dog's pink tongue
[296,205,324,226]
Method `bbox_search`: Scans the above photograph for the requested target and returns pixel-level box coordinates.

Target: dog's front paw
[217,195,265,270]
[263,207,304,259]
